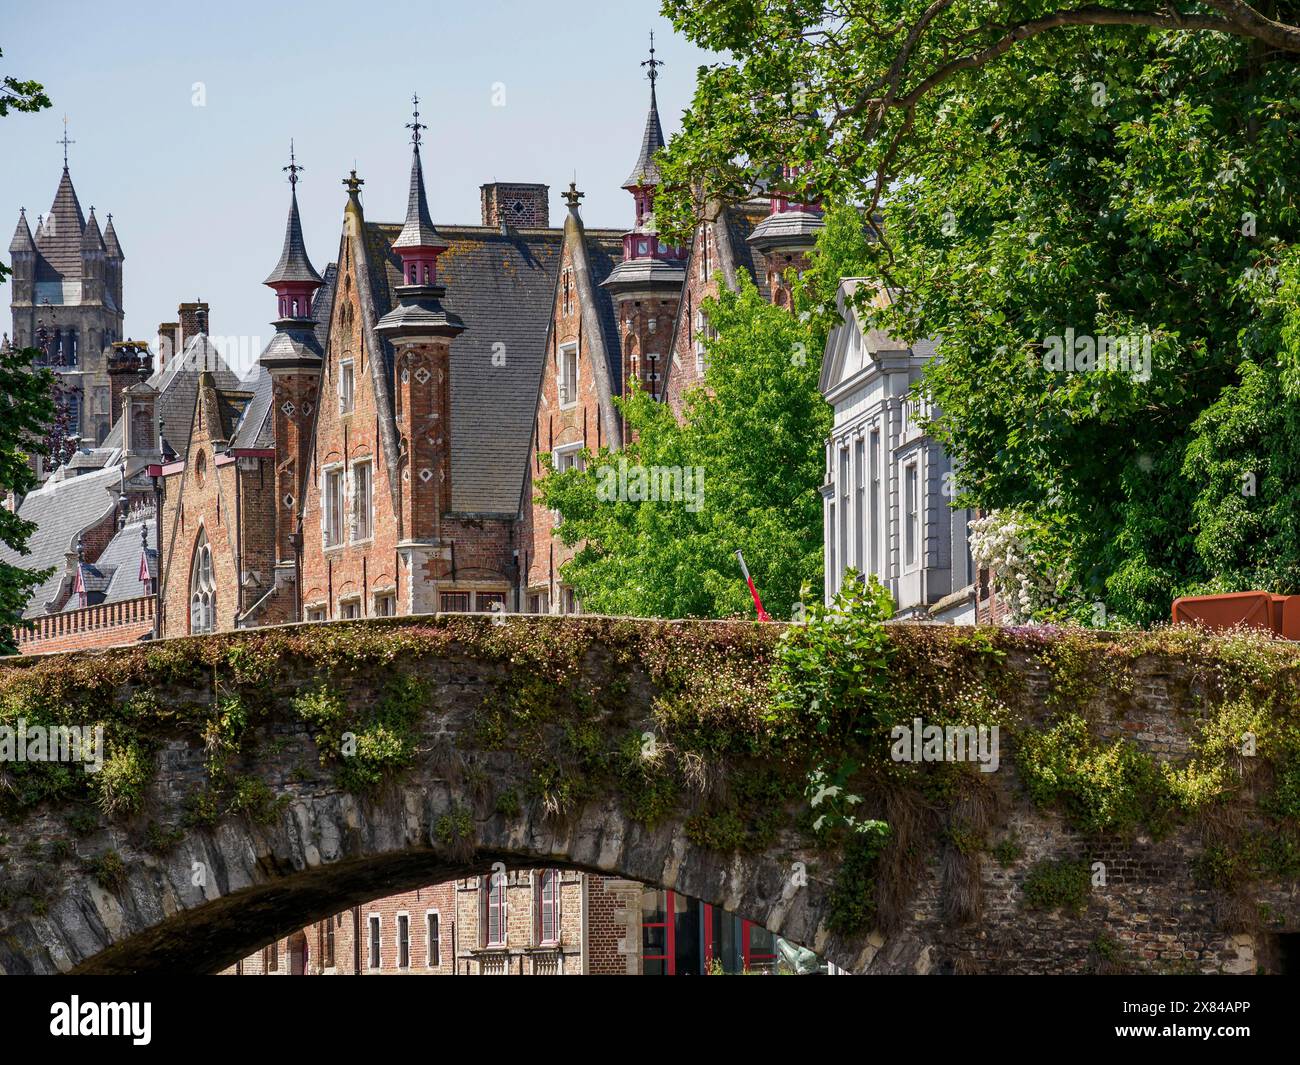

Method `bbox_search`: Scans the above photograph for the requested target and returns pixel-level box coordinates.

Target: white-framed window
[351,460,372,541]
[838,445,850,583]
[189,528,216,634]
[339,360,355,414]
[374,591,396,617]
[869,429,882,577]
[535,869,560,946]
[854,435,866,574]
[323,466,344,547]
[396,912,410,969]
[367,914,381,970]
[694,310,707,374]
[553,442,584,474]
[340,598,361,620]
[426,911,441,968]
[482,871,507,948]
[558,342,579,408]
[904,460,920,570]
[306,606,327,623]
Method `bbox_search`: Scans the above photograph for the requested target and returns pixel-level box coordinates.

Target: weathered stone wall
[0,617,1297,976]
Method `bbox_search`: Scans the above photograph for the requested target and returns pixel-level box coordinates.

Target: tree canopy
[658,3,1300,625]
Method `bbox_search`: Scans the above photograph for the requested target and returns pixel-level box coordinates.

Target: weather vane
[407,93,426,146]
[642,31,663,86]
[58,115,75,168]
[283,139,304,187]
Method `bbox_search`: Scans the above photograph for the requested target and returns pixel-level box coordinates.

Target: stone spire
[103,213,123,259]
[39,166,88,275]
[9,208,34,254]
[81,206,106,253]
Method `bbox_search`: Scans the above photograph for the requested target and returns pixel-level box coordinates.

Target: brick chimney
[178,301,210,351]
[480,183,549,230]
[156,322,180,365]
[108,340,152,427]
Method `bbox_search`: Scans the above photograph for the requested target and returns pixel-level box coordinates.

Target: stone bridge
[0,615,1298,975]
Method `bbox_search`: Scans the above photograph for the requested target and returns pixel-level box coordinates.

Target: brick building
[222,872,803,976]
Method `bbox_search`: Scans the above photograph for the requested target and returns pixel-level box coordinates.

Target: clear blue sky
[1,0,717,367]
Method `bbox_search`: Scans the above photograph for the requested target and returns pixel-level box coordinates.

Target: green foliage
[293,672,427,793]
[1022,859,1091,913]
[227,777,282,825]
[657,4,1300,624]
[615,732,679,827]
[1018,714,1176,836]
[992,835,1024,868]
[826,826,891,933]
[536,269,832,620]
[89,850,127,892]
[93,741,151,817]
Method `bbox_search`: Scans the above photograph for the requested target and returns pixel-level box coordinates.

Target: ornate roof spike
[392,113,448,252]
[622,37,667,190]
[264,149,323,287]
[562,181,585,211]
[81,206,106,252]
[283,138,303,188]
[406,93,427,146]
[103,212,123,259]
[58,115,75,169]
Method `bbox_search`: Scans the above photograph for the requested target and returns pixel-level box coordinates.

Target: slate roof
[35,167,87,279]
[263,188,323,286]
[0,465,121,617]
[101,334,244,458]
[622,83,666,189]
[722,202,773,302]
[81,208,106,253]
[392,145,450,251]
[582,230,626,387]
[103,214,123,259]
[9,208,34,254]
[100,519,157,603]
[366,221,579,514]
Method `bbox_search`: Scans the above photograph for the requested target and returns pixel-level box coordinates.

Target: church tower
[8,127,125,447]
[600,36,686,405]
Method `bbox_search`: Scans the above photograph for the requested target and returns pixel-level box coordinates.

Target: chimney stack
[108,340,152,427]
[480,183,550,230]
[178,301,210,352]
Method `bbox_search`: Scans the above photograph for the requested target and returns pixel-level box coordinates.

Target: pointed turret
[377,97,463,340]
[9,208,34,254]
[81,207,106,252]
[263,147,322,289]
[260,145,326,370]
[605,37,691,318]
[103,213,123,259]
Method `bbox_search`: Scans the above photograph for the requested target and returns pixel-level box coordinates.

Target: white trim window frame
[396,911,411,970]
[425,910,441,968]
[367,912,381,970]
[339,359,356,415]
[557,342,579,409]
[322,464,345,549]
[350,459,373,543]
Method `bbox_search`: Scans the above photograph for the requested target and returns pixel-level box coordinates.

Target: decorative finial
[283,139,304,188]
[343,169,365,196]
[58,115,75,168]
[141,523,149,549]
[642,31,663,87]
[563,181,584,209]
[406,93,427,147]
[76,534,84,563]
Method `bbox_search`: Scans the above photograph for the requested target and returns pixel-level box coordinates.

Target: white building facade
[819,280,976,622]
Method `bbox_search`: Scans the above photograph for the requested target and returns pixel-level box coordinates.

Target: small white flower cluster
[968,510,1067,624]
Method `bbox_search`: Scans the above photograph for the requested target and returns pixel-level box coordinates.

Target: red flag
[735,550,771,622]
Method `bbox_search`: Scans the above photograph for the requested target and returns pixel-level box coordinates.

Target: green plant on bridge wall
[1,607,1299,949]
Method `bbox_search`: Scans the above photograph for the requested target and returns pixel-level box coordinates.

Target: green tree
[0,46,52,652]
[537,206,870,619]
[658,4,1300,624]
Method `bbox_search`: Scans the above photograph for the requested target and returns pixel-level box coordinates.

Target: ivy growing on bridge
[0,611,1298,950]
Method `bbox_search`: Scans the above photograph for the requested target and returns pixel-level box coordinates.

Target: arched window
[535,869,560,946]
[190,529,216,634]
